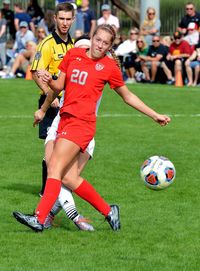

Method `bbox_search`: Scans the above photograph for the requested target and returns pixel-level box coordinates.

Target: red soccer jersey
[59,48,124,121]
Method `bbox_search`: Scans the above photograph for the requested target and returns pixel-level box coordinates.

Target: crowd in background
[0,0,200,86]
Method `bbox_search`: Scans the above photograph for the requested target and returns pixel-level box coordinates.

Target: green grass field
[0,79,200,271]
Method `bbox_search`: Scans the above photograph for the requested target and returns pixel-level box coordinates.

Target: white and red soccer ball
[140,156,176,190]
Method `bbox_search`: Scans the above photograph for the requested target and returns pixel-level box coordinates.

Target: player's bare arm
[42,71,66,93]
[32,71,50,94]
[114,85,171,126]
[33,71,60,108]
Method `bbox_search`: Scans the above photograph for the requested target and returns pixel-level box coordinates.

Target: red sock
[35,178,61,224]
[74,180,111,217]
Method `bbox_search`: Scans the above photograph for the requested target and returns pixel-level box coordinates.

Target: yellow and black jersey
[31,30,74,77]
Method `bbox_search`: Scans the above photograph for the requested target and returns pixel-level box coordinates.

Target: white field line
[1,113,200,119]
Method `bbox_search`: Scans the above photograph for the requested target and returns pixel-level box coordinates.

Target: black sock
[40,158,47,195]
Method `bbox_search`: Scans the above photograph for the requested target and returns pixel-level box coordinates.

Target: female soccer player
[13,24,170,232]
[43,35,100,231]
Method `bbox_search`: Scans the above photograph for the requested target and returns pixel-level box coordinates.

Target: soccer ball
[140,156,176,190]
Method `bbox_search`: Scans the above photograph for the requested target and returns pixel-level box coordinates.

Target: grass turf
[0,79,200,271]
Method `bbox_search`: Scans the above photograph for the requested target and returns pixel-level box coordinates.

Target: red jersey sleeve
[107,62,124,89]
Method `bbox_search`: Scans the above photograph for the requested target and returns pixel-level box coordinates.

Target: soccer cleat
[73,215,94,231]
[13,211,43,232]
[106,205,121,231]
[43,212,54,229]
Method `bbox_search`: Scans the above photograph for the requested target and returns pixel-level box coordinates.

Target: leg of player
[44,152,94,231]
[43,118,94,231]
[13,139,120,232]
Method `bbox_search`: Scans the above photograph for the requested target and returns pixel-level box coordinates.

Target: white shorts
[45,112,95,157]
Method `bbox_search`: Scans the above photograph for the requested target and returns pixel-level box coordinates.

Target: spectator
[183,22,199,47]
[97,4,120,31]
[35,27,46,44]
[77,0,96,37]
[0,9,7,69]
[161,35,172,48]
[163,31,192,85]
[185,43,200,86]
[7,21,35,62]
[37,10,55,36]
[26,0,44,26]
[1,0,15,40]
[140,7,161,46]
[74,29,84,38]
[115,27,139,83]
[2,40,37,79]
[133,35,149,82]
[14,3,35,34]
[139,35,168,83]
[112,29,124,50]
[178,2,200,35]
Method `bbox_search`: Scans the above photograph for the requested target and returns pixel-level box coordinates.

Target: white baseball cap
[3,0,11,4]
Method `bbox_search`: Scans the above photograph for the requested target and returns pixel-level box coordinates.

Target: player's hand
[51,97,60,108]
[37,70,52,83]
[153,114,171,126]
[33,109,45,127]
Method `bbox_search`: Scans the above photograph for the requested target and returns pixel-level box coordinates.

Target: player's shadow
[2,182,40,196]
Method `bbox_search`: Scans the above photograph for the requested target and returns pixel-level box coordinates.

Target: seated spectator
[161,35,172,48]
[112,29,124,50]
[115,28,139,83]
[12,21,35,53]
[0,9,7,69]
[133,35,149,82]
[183,22,199,47]
[162,31,193,85]
[14,3,35,34]
[26,0,44,26]
[97,4,120,31]
[6,20,35,68]
[185,43,200,86]
[37,10,55,36]
[35,27,46,44]
[140,7,161,46]
[2,40,37,78]
[178,2,200,35]
[1,0,15,40]
[139,35,168,83]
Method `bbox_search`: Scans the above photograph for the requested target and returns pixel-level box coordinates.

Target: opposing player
[13,24,170,232]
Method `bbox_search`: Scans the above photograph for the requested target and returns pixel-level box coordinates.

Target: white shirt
[183,31,199,46]
[115,39,137,56]
[97,14,120,29]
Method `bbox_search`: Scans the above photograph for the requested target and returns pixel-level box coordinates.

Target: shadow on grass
[1,182,40,196]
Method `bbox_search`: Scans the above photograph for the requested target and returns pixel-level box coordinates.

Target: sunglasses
[174,37,180,40]
[148,12,155,15]
[152,40,160,42]
[186,7,193,10]
[137,40,143,43]
[130,32,138,35]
